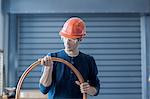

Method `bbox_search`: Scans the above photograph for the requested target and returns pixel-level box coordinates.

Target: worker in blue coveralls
[39,17,100,99]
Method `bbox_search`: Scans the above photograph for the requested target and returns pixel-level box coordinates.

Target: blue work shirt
[39,50,100,99]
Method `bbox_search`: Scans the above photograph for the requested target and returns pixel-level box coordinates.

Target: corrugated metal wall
[17,14,141,99]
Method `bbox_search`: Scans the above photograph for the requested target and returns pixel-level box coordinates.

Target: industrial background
[0,0,150,99]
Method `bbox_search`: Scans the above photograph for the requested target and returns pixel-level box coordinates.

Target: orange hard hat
[59,17,86,39]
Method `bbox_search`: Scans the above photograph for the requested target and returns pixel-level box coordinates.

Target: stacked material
[0,50,3,96]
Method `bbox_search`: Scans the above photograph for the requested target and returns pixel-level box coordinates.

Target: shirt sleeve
[88,56,100,96]
[39,53,56,94]
[39,83,54,94]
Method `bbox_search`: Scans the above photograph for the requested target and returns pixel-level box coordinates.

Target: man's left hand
[75,81,97,96]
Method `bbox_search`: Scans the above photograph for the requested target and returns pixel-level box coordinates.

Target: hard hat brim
[59,31,84,39]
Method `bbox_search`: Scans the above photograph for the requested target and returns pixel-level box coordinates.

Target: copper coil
[15,57,87,99]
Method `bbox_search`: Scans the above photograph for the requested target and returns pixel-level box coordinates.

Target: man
[39,17,100,99]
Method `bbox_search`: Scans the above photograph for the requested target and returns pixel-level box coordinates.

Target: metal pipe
[15,57,87,99]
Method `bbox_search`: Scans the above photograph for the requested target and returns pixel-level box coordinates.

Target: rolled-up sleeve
[39,53,56,94]
[39,83,53,94]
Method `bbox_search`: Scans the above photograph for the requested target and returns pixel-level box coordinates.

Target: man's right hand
[39,56,53,68]
[39,56,53,87]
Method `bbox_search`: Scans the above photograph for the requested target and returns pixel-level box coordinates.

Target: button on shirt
[39,50,100,99]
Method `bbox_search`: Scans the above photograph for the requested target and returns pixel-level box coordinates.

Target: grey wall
[140,15,150,99]
[145,15,150,99]
[6,0,150,13]
[0,0,4,50]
